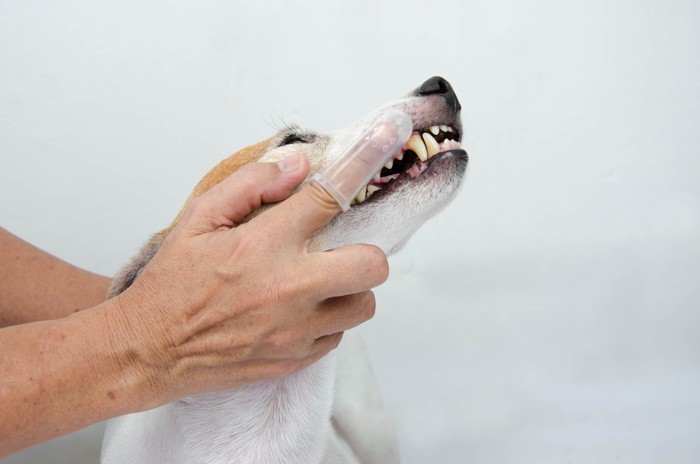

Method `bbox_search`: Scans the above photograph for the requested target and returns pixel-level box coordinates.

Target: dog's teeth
[384,159,393,170]
[422,132,440,158]
[373,171,381,182]
[440,125,452,133]
[367,185,381,197]
[429,126,440,136]
[408,133,428,162]
[396,151,404,161]
[355,186,367,204]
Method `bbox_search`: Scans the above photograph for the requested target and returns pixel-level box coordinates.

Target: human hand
[109,153,389,404]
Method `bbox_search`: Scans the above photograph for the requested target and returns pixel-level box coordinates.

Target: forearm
[0,298,158,458]
[0,228,111,327]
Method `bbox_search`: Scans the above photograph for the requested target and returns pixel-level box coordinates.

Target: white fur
[102,83,466,464]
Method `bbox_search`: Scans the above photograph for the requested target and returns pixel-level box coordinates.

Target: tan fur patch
[161,138,273,236]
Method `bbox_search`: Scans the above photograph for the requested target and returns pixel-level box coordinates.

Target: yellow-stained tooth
[422,132,440,158]
[355,186,367,204]
[408,133,428,161]
[367,185,381,197]
[384,159,394,170]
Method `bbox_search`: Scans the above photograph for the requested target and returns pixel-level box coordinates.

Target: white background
[2,1,699,463]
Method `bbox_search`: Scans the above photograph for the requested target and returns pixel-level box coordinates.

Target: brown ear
[108,138,273,298]
[186,139,273,204]
[165,138,274,235]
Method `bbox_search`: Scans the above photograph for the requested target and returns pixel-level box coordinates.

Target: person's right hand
[110,153,389,405]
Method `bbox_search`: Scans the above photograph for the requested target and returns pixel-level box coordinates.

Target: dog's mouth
[350,124,464,205]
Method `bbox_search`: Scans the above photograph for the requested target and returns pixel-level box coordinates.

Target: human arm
[0,229,111,327]
[0,154,388,457]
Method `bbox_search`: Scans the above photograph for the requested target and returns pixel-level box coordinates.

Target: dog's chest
[171,355,337,464]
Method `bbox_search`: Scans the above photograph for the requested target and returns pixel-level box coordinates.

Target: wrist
[70,295,171,414]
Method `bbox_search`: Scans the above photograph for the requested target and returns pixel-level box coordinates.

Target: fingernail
[277,154,303,173]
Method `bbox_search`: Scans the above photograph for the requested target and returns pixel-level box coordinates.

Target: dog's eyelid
[278,131,316,147]
[280,135,306,146]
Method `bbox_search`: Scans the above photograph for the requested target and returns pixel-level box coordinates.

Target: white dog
[101,76,467,464]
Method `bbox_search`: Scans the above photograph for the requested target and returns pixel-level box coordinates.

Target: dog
[101,76,467,464]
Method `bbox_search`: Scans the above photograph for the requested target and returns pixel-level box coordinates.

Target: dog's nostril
[416,76,461,114]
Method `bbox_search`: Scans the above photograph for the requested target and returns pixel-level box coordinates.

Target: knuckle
[187,196,208,216]
[237,161,268,179]
[305,182,342,214]
[279,269,317,302]
[365,246,389,283]
[272,359,302,378]
[332,332,344,348]
[267,331,296,353]
[360,292,376,320]
[316,333,343,357]
[268,277,301,306]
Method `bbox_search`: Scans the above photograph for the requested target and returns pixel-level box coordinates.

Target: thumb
[257,146,388,243]
[179,153,309,235]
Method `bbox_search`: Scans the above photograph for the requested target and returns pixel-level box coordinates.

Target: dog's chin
[309,149,468,255]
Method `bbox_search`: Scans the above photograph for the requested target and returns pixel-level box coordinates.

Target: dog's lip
[353,148,468,205]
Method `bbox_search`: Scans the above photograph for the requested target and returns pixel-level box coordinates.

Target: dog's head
[186,76,466,253]
[108,76,467,297]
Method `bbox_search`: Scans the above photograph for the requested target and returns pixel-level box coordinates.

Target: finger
[307,332,344,361]
[243,332,344,381]
[181,154,309,235]
[314,291,377,337]
[302,244,389,298]
[311,109,412,211]
[255,110,411,242]
[252,181,342,245]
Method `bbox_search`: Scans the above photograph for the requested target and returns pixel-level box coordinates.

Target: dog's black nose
[416,76,461,114]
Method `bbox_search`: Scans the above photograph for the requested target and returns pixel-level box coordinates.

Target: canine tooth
[429,126,440,135]
[407,133,428,161]
[422,132,440,158]
[384,159,393,170]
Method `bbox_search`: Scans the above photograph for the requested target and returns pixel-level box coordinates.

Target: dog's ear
[168,139,273,229]
[107,233,164,298]
[107,138,273,299]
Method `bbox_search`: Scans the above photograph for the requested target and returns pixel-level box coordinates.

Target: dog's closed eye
[277,126,316,147]
[279,135,306,146]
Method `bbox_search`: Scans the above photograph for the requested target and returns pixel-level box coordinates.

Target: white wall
[2,1,699,463]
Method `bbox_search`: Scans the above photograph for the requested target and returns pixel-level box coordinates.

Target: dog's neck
[170,355,337,464]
